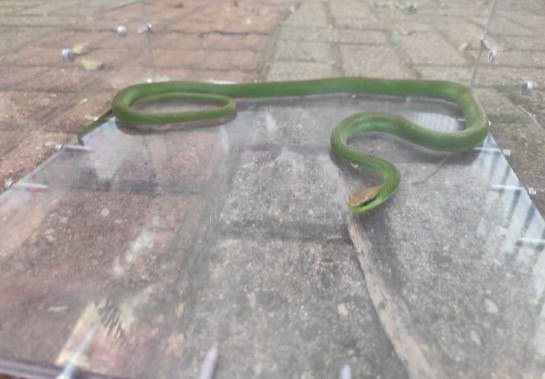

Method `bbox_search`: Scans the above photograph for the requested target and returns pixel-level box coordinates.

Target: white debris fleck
[337,303,349,316]
[470,330,482,346]
[484,298,499,314]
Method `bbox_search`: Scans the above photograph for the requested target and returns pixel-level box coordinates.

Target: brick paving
[265,0,545,377]
[0,0,293,189]
[0,1,296,375]
[0,0,545,378]
[266,0,545,213]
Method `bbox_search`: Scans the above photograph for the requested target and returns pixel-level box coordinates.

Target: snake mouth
[347,185,382,213]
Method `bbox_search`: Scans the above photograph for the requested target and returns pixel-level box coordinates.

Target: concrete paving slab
[217,149,346,240]
[490,121,545,212]
[0,26,54,55]
[0,130,70,185]
[473,87,525,123]
[488,16,535,37]
[0,91,71,131]
[266,61,339,80]
[174,236,406,378]
[274,40,333,63]
[46,93,113,133]
[279,26,388,44]
[283,2,328,27]
[400,33,469,66]
[340,45,413,78]
[0,131,26,156]
[475,66,545,87]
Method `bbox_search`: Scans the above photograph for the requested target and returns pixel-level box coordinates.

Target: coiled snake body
[78,78,488,213]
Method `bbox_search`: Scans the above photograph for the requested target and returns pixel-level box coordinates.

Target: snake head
[347,185,382,213]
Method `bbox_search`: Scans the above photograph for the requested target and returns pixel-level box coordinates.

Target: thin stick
[517,104,543,129]
[410,155,451,186]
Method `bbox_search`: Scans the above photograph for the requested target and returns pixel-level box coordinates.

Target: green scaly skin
[77,77,488,213]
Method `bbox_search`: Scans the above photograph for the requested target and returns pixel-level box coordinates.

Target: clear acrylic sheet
[1,94,544,378]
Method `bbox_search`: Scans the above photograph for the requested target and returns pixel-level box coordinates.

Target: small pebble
[47,305,68,313]
[484,298,499,314]
[175,302,185,318]
[337,303,349,316]
[470,330,482,346]
[81,59,104,71]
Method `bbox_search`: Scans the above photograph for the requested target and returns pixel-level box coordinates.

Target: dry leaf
[81,59,104,70]
[72,42,90,55]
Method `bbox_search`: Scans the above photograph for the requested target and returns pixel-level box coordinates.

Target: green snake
[77,78,488,213]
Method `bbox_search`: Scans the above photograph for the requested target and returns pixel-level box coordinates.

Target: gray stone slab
[328,0,371,19]
[414,14,487,28]
[172,237,407,378]
[274,40,333,63]
[400,32,469,66]
[489,121,545,212]
[334,28,389,44]
[217,149,347,240]
[0,26,54,55]
[475,66,545,87]
[349,138,545,377]
[0,6,24,16]
[473,88,524,122]
[333,17,382,29]
[494,50,545,69]
[0,0,43,6]
[13,2,76,16]
[283,2,329,28]
[340,45,413,78]
[279,26,388,44]
[328,1,381,29]
[415,64,473,83]
[0,131,25,155]
[435,21,496,50]
[0,15,73,27]
[397,0,489,19]
[500,36,545,51]
[498,10,545,30]
[266,61,339,81]
[488,16,535,37]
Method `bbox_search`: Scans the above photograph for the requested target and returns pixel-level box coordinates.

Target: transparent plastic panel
[1,94,544,377]
[470,0,545,214]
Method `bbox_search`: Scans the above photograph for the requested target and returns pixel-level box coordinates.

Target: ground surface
[0,0,544,213]
[0,0,544,378]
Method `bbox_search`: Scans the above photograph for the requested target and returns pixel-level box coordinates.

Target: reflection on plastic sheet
[0,95,544,377]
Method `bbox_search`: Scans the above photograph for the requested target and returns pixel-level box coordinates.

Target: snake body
[78,78,488,213]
